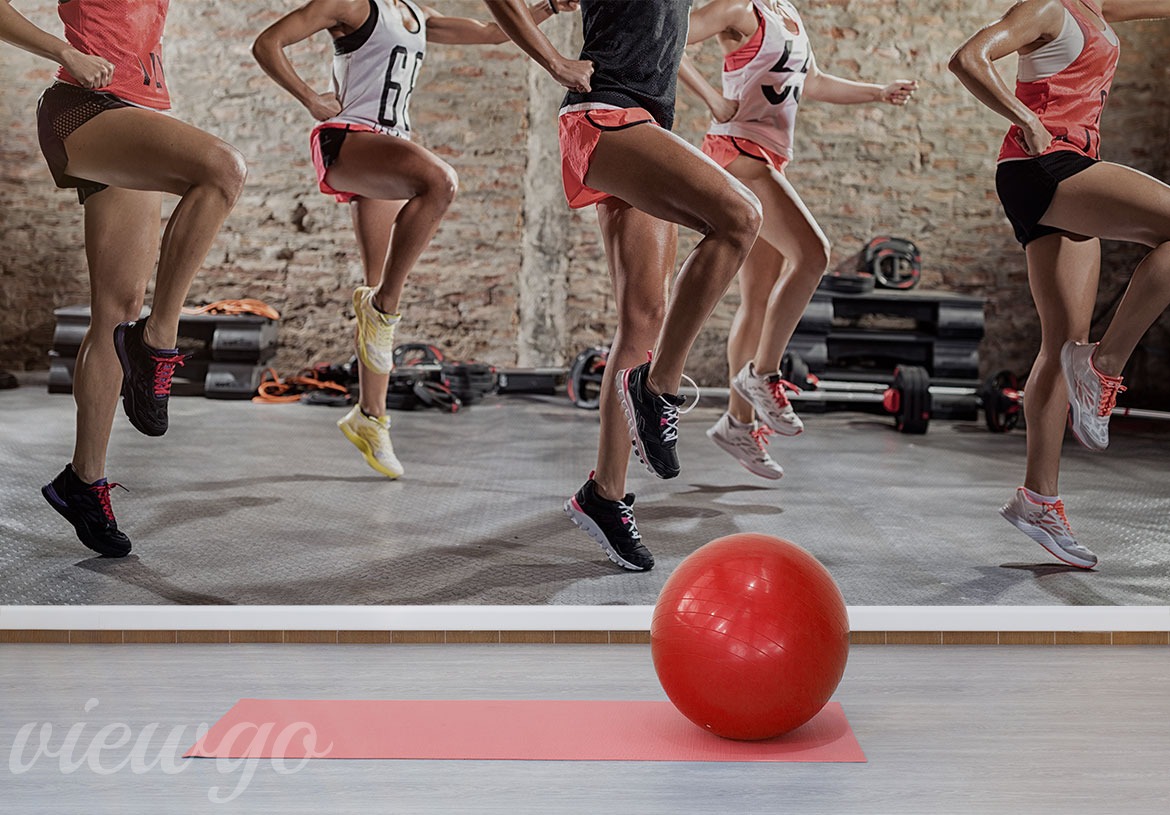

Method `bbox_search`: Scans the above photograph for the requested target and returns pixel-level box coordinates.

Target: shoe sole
[706,429,783,480]
[616,368,678,480]
[999,508,1097,570]
[1060,344,1107,452]
[352,289,394,376]
[730,378,803,436]
[564,497,652,572]
[338,421,403,479]
[113,324,166,438]
[41,482,131,558]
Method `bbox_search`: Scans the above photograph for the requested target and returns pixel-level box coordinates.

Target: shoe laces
[767,377,801,408]
[1095,373,1126,418]
[151,353,186,398]
[618,502,641,541]
[88,481,127,525]
[1041,498,1074,535]
[750,423,774,451]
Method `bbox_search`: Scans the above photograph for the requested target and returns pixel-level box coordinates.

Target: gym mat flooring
[1,380,1168,606]
[2,645,1167,814]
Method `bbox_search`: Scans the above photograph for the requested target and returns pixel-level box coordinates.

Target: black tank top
[563,0,692,130]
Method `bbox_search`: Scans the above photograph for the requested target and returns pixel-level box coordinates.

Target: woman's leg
[1020,234,1101,495]
[71,187,163,482]
[730,158,831,375]
[999,232,1102,569]
[592,201,677,502]
[326,133,458,315]
[584,125,761,393]
[350,197,407,417]
[726,240,785,424]
[1037,162,1170,448]
[564,200,676,571]
[62,107,247,349]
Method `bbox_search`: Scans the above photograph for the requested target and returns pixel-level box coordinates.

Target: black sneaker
[564,478,654,571]
[616,361,685,479]
[41,465,131,557]
[113,317,185,437]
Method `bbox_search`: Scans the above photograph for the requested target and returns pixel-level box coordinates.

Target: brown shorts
[36,81,131,204]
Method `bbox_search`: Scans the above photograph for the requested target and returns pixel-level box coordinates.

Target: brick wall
[2,1,1168,403]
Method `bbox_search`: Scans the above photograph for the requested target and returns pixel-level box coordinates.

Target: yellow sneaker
[337,405,404,479]
[352,287,400,375]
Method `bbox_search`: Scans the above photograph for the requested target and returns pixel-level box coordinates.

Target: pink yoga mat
[186,700,864,762]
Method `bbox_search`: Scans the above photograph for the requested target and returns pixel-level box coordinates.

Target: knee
[712,189,763,253]
[800,237,831,277]
[90,292,146,328]
[200,141,248,203]
[423,162,459,208]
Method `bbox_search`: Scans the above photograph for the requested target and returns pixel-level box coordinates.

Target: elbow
[250,35,269,64]
[947,48,976,81]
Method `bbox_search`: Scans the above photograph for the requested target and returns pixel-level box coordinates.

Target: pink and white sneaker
[999,488,1098,570]
[1061,341,1125,452]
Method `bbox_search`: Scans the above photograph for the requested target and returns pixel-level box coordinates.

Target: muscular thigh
[64,106,239,196]
[327,132,451,201]
[729,159,826,260]
[82,186,163,303]
[586,124,757,234]
[1024,232,1100,342]
[1041,162,1170,248]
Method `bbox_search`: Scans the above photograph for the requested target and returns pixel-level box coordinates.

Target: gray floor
[1,644,1167,814]
[1,383,1169,605]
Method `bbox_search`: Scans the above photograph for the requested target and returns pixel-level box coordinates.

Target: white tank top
[326,0,426,138]
[1017,6,1118,82]
[708,0,812,160]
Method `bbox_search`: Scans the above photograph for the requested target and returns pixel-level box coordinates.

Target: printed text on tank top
[326,0,426,138]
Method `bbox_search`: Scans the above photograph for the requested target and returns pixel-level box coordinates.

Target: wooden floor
[2,644,1167,813]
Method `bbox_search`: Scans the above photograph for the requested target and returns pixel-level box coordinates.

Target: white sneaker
[731,361,804,435]
[1061,341,1125,451]
[353,287,400,375]
[337,405,404,479]
[999,488,1097,569]
[706,413,784,480]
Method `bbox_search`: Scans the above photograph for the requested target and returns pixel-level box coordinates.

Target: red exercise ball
[651,533,850,740]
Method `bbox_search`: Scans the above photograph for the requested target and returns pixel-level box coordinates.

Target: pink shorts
[701,134,790,174]
[558,107,658,209]
[310,122,381,203]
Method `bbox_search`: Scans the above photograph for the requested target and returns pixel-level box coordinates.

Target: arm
[481,0,592,90]
[803,59,918,106]
[1100,0,1170,21]
[0,0,113,87]
[425,0,577,46]
[686,0,756,46]
[948,0,1067,155]
[252,0,369,121]
[678,54,738,123]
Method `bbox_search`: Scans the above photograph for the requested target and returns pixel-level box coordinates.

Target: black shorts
[36,82,131,204]
[995,150,1098,246]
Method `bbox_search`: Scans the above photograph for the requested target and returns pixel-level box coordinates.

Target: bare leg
[1039,162,1170,376]
[584,125,761,393]
[727,157,831,374]
[62,107,247,348]
[592,201,677,501]
[349,197,407,417]
[325,132,457,314]
[71,188,163,483]
[727,241,785,424]
[1021,234,1100,495]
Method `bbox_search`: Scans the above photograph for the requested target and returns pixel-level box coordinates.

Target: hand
[880,80,918,106]
[1017,116,1052,156]
[551,0,580,11]
[306,91,342,121]
[550,56,593,92]
[61,47,114,89]
[708,96,739,124]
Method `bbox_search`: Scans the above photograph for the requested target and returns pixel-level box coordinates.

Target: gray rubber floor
[2,645,1167,814]
[1,381,1168,605]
